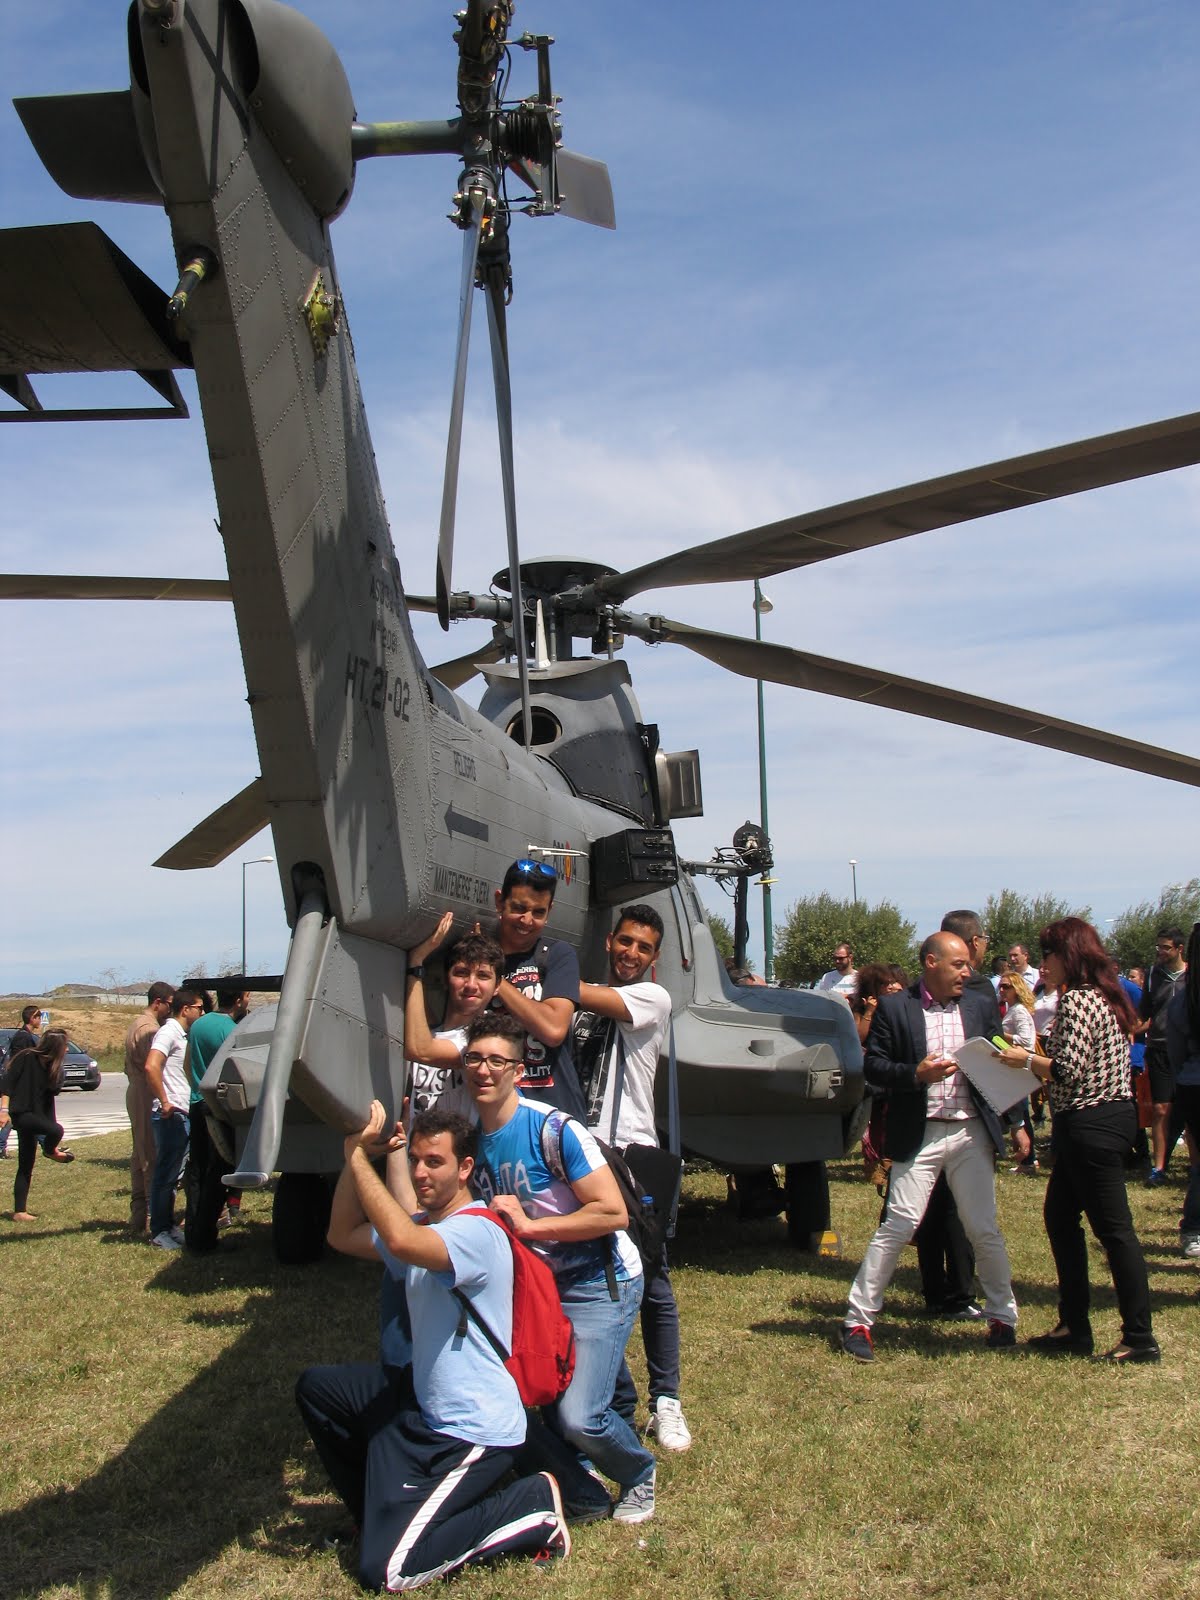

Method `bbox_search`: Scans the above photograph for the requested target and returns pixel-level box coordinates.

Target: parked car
[0,1027,101,1090]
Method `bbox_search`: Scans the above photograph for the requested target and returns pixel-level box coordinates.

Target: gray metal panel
[0,222,190,375]
[14,91,160,205]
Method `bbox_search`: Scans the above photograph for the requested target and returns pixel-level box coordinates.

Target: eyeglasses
[510,858,557,883]
[462,1051,523,1071]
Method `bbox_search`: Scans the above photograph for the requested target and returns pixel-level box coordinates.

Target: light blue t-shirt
[474,1098,641,1287]
[374,1207,525,1449]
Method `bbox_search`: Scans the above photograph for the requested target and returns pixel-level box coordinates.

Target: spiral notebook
[952,1036,1038,1116]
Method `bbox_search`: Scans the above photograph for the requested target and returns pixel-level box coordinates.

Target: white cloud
[3,0,1200,988]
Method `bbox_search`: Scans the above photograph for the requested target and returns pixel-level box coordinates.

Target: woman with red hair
[998,916,1158,1363]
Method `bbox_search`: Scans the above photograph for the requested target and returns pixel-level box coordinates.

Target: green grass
[4,1136,1200,1598]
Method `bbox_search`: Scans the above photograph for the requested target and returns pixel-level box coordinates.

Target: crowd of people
[832,913,1187,1366]
[5,880,1188,1591]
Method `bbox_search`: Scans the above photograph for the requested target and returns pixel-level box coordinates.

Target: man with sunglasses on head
[488,859,586,1120]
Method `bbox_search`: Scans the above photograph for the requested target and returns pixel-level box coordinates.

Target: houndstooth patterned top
[1045,986,1134,1114]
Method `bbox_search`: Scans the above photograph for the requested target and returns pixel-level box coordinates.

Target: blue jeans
[552,1273,654,1490]
[150,1108,190,1238]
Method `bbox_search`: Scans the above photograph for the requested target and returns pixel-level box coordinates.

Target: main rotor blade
[436,202,485,630]
[597,410,1200,604]
[154,778,269,870]
[484,276,533,750]
[429,639,505,690]
[0,574,230,600]
[658,618,1200,789]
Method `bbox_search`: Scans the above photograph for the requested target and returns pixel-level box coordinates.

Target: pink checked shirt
[921,986,974,1120]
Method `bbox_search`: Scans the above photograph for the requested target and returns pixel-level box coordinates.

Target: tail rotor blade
[483,276,532,750]
[436,201,485,629]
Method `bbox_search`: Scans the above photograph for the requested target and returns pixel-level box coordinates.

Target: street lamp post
[241,855,275,977]
[754,580,775,981]
[849,858,858,906]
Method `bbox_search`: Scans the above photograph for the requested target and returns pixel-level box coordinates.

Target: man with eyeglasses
[466,1012,658,1524]
[1137,926,1188,1185]
[143,987,204,1251]
[488,859,586,1119]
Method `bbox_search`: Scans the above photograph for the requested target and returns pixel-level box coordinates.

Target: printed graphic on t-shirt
[500,956,554,1088]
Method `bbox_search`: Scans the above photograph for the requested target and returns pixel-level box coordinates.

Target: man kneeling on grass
[295,1106,569,1591]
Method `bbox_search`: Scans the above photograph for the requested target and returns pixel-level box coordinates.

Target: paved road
[57,1071,130,1142]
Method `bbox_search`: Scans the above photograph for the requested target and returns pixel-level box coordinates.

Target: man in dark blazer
[840,932,1018,1362]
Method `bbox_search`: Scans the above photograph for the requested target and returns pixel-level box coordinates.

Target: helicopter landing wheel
[784,1161,831,1249]
[272,1171,334,1265]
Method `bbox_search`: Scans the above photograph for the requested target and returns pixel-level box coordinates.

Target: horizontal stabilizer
[154,779,270,870]
[15,91,159,205]
[0,222,190,420]
[0,574,230,601]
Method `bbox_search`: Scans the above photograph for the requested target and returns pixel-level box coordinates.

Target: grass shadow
[0,1238,378,1599]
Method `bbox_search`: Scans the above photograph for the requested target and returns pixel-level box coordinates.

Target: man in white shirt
[1007,944,1040,990]
[575,904,691,1453]
[817,944,857,999]
[143,987,205,1250]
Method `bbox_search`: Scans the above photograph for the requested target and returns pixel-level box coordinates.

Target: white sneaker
[150,1230,182,1251]
[1182,1234,1200,1258]
[612,1470,655,1525]
[169,1224,185,1243]
[646,1396,692,1452]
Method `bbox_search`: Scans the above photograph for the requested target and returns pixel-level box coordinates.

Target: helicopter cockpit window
[505,707,561,746]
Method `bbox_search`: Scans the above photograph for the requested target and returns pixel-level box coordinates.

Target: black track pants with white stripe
[296,1362,558,1591]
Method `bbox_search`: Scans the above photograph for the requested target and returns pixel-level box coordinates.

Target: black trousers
[295,1362,559,1591]
[184,1109,231,1252]
[914,1173,976,1310]
[1044,1100,1154,1347]
[12,1111,62,1213]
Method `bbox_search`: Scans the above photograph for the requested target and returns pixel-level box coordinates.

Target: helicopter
[3,1,1200,1258]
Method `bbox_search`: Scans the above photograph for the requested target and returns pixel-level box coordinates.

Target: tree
[706,913,735,962]
[981,889,1091,967]
[774,895,918,988]
[1107,879,1200,975]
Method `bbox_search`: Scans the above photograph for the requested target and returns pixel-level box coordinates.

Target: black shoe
[942,1301,984,1321]
[985,1319,1016,1349]
[1101,1342,1161,1365]
[1027,1325,1094,1356]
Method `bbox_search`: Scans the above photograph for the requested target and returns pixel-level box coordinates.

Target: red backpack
[452,1206,576,1407]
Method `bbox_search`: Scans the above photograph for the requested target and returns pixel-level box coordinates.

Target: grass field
[4,1134,1200,1600]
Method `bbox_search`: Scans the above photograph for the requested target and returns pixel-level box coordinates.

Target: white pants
[845,1118,1017,1329]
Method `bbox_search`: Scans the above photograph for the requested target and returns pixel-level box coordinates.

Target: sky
[3,0,1200,993]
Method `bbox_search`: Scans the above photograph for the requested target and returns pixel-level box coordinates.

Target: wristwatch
[407,965,424,979]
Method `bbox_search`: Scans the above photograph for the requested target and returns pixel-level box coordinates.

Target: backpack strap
[607,1027,627,1146]
[448,1205,511,1359]
[539,1109,620,1301]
